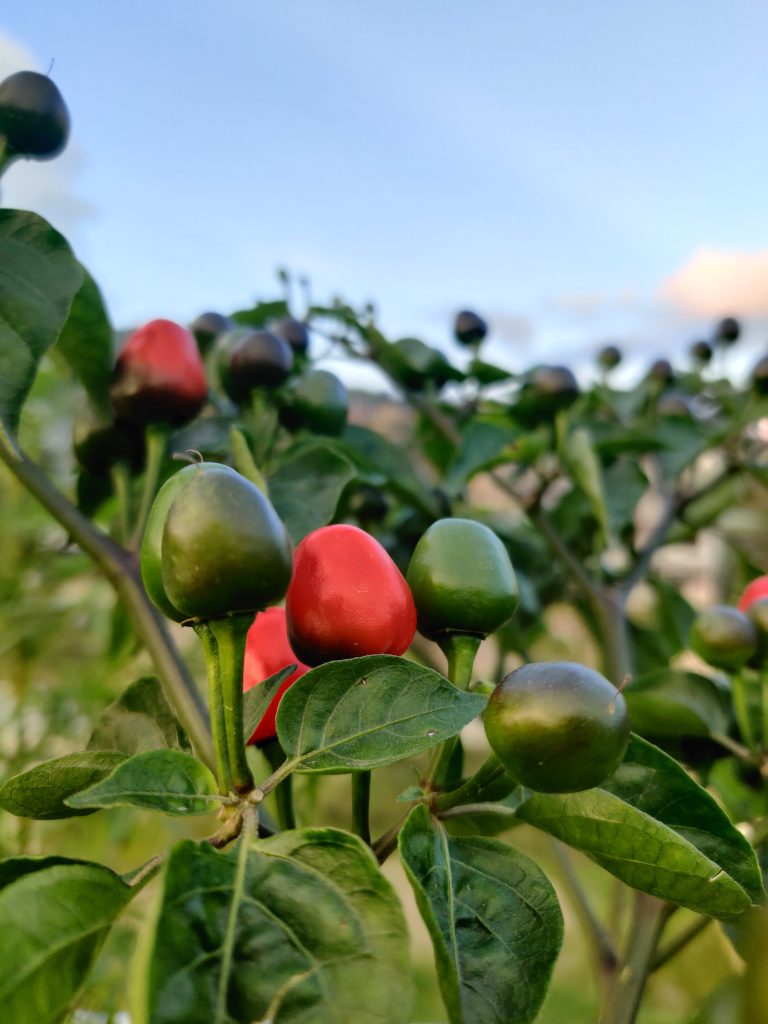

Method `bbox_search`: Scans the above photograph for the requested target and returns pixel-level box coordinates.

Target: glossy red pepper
[110,318,208,427]
[738,576,768,613]
[243,607,309,744]
[286,524,416,666]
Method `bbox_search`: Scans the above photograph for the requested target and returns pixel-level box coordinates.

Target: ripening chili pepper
[406,518,518,641]
[140,462,293,621]
[0,70,70,160]
[738,576,768,613]
[285,524,416,666]
[110,319,208,427]
[243,606,309,744]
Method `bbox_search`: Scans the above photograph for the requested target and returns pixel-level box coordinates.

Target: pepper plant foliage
[2,89,768,1024]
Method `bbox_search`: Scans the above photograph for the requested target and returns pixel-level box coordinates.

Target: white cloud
[662,248,768,318]
[0,32,94,242]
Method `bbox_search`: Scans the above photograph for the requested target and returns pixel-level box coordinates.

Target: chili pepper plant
[2,71,768,1024]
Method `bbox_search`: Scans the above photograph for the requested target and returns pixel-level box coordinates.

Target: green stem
[731,669,758,753]
[215,806,255,1021]
[650,915,712,973]
[0,436,213,767]
[0,139,17,180]
[434,753,506,812]
[600,894,672,1024]
[427,635,481,788]
[261,739,295,830]
[194,623,231,795]
[351,771,372,844]
[131,424,168,548]
[548,839,618,990]
[210,614,254,793]
[761,668,768,757]
[110,462,132,544]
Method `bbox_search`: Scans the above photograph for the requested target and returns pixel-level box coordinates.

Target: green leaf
[399,805,562,1024]
[342,424,438,515]
[242,665,295,741]
[625,669,731,738]
[442,419,520,495]
[54,268,114,412]
[0,751,126,819]
[87,675,191,755]
[0,209,85,435]
[268,442,356,544]
[0,856,93,891]
[231,298,290,327]
[517,735,763,919]
[562,426,610,543]
[603,458,648,538]
[0,861,132,1024]
[66,749,220,816]
[656,417,711,478]
[277,655,487,772]
[135,829,412,1024]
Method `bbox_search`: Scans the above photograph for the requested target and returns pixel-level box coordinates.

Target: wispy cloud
[662,248,768,318]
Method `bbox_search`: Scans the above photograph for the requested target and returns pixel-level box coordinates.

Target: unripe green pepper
[140,462,292,621]
[689,605,757,671]
[279,369,348,435]
[406,518,519,641]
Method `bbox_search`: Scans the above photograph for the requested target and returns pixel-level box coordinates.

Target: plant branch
[0,437,214,768]
[351,771,372,844]
[548,840,618,986]
[650,915,712,973]
[600,894,673,1024]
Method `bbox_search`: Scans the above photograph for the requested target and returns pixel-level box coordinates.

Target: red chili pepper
[285,524,417,666]
[110,318,208,427]
[243,607,309,744]
[738,576,768,612]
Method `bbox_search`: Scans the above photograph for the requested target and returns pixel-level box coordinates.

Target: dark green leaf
[562,426,610,543]
[656,417,711,478]
[0,751,126,820]
[66,749,220,816]
[0,861,132,1024]
[0,856,92,892]
[0,209,85,435]
[517,735,763,918]
[231,298,290,327]
[468,358,512,385]
[242,666,295,741]
[54,268,113,412]
[625,669,731,738]
[342,424,438,515]
[277,655,486,772]
[708,758,768,824]
[268,442,356,544]
[135,829,412,1024]
[87,675,191,755]
[442,419,520,495]
[400,805,562,1024]
[603,458,648,538]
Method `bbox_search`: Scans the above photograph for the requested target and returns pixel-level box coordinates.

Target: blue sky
[2,2,768,386]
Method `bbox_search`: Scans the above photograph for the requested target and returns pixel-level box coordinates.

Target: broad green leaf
[268,442,356,544]
[0,751,126,819]
[400,805,562,1024]
[66,749,220,816]
[518,735,763,918]
[0,861,132,1024]
[625,669,730,738]
[709,757,768,823]
[134,830,412,1024]
[242,665,295,741]
[277,655,487,772]
[88,675,191,755]
[54,268,113,412]
[656,417,711,478]
[0,209,85,435]
[562,426,610,543]
[442,419,520,495]
[0,856,92,891]
[231,298,290,327]
[603,458,648,538]
[468,357,512,384]
[342,424,438,515]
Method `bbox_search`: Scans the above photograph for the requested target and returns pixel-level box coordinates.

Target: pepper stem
[193,623,231,795]
[210,614,254,793]
[261,738,296,830]
[351,771,372,844]
[428,634,482,788]
[131,424,168,548]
